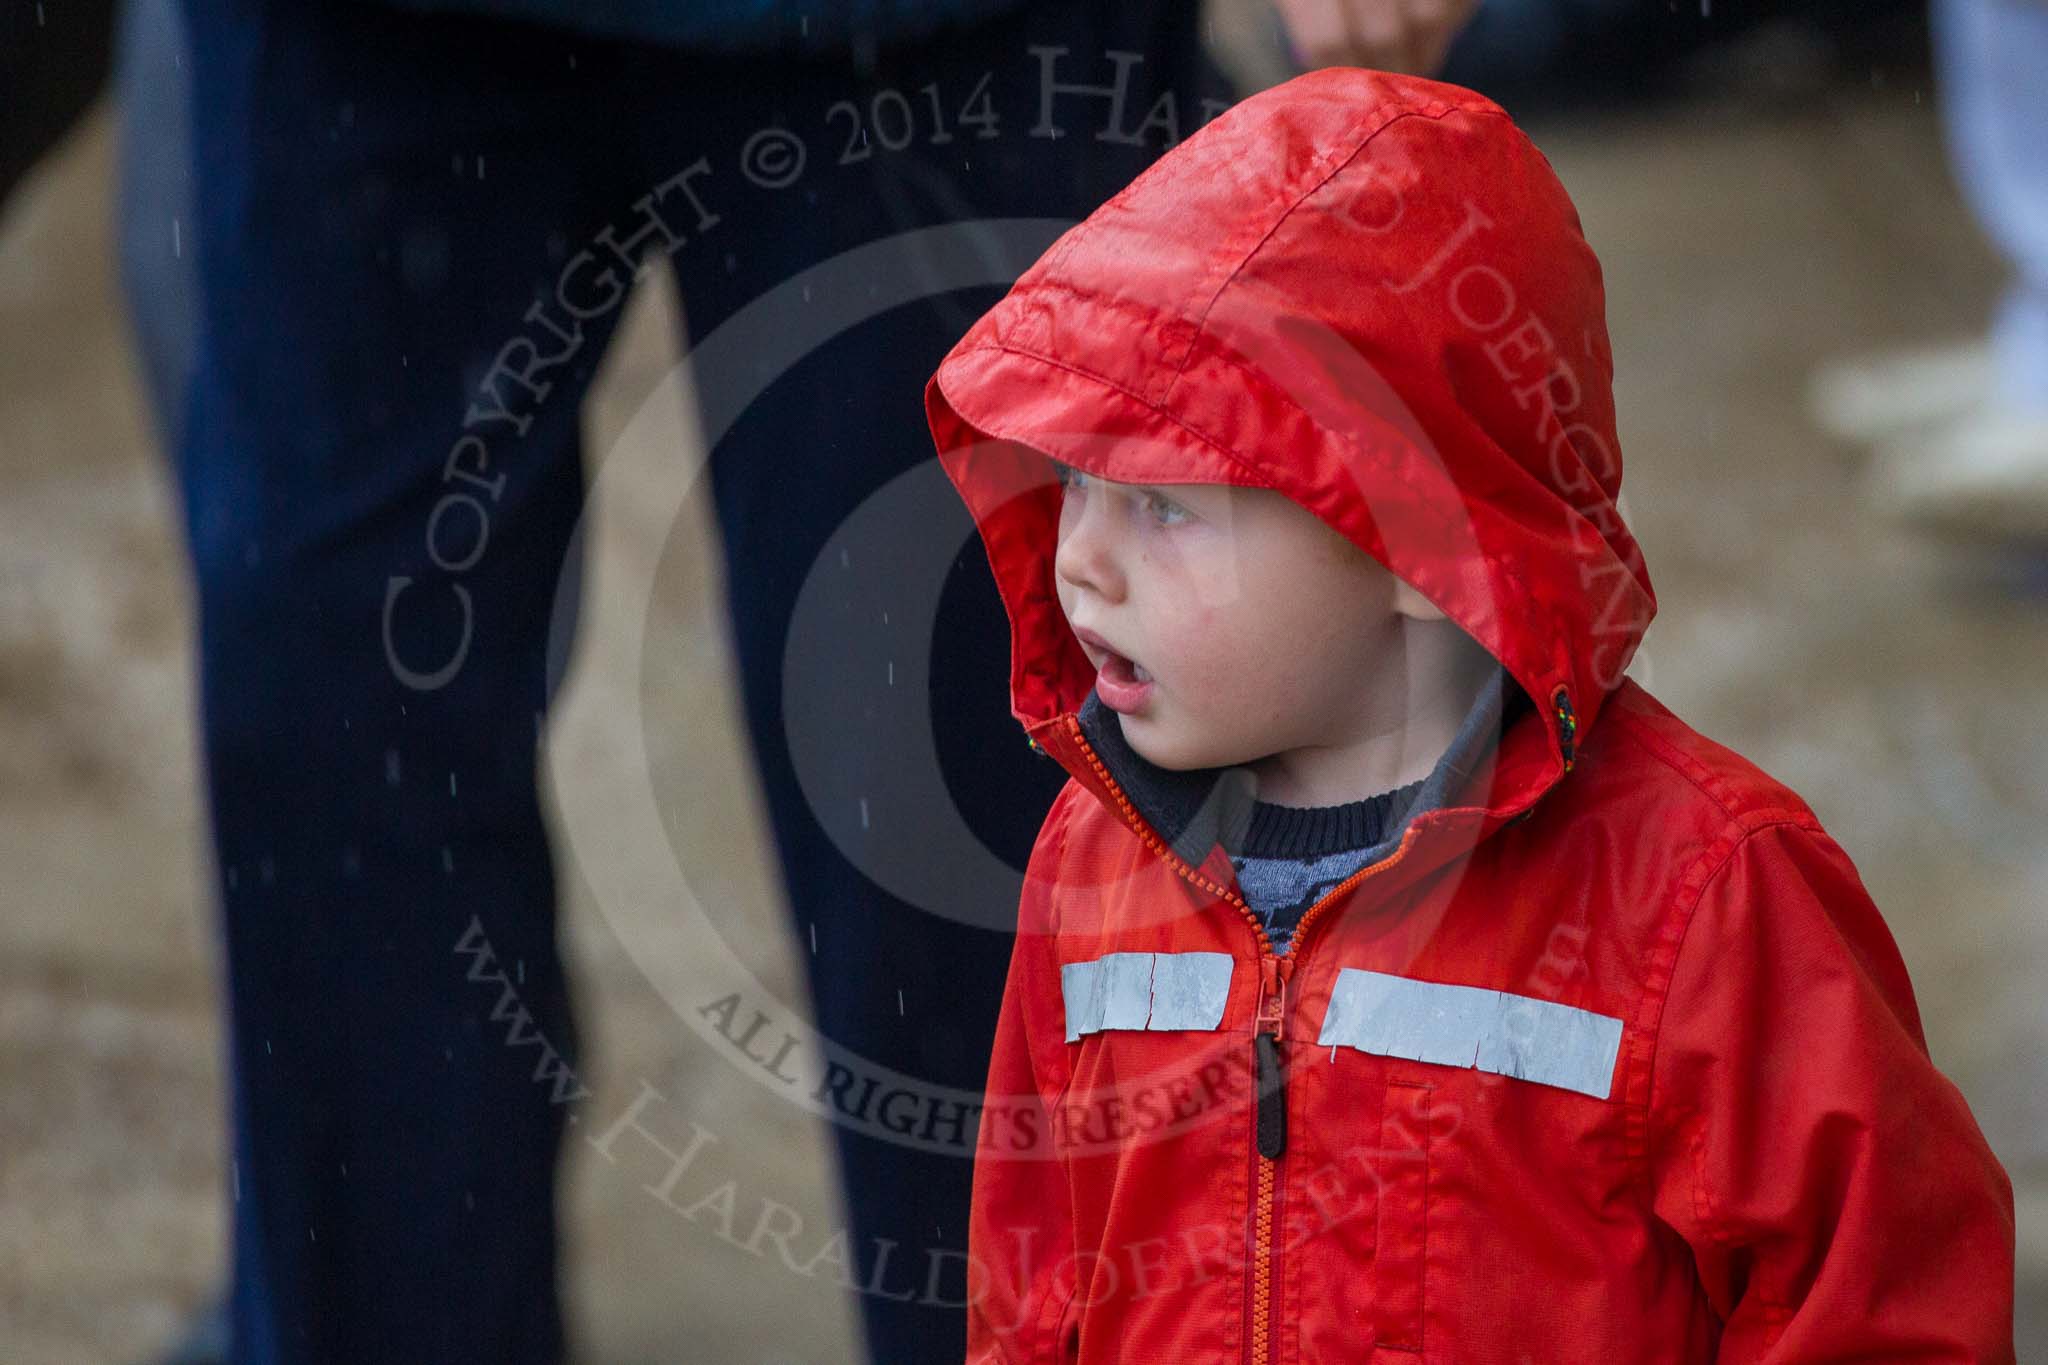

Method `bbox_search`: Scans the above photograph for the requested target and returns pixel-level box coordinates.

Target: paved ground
[2,39,2042,1365]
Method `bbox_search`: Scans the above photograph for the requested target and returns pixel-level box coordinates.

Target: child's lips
[1073,627,1139,671]
[1094,649,1155,714]
[1072,626,1154,710]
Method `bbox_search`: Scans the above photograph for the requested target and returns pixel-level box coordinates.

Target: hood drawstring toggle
[1553,686,1578,774]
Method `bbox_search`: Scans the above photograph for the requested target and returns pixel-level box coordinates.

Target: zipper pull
[1253,957,1287,1159]
[1255,955,1284,1033]
[1254,1033,1286,1159]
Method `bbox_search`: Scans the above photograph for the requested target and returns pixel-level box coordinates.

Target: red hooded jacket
[924,68,2015,1364]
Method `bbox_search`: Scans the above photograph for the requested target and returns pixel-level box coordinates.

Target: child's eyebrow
[1045,458,1127,485]
[1043,459,1208,502]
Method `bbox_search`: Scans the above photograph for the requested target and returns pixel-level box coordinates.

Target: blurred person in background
[1813,0,2048,542]
[113,3,1219,1362]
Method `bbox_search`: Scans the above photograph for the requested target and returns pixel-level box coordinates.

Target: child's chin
[1121,718,1225,773]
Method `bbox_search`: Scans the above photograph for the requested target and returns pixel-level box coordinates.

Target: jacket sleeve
[1646,817,2015,1362]
[966,788,1081,1364]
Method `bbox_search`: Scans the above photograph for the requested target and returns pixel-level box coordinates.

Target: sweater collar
[1074,661,1525,871]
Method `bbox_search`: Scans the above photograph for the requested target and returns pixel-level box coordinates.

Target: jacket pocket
[1374,1079,1433,1354]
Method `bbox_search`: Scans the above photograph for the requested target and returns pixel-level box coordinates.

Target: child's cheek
[1171,603,1238,697]
[1169,599,1220,667]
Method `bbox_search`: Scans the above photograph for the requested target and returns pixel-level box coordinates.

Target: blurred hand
[1271,0,1481,76]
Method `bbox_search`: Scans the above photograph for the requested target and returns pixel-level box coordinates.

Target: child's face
[1051,460,1437,781]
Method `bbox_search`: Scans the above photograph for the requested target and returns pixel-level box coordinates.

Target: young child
[923,68,2016,1362]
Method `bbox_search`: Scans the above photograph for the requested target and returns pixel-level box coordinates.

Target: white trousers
[1934,0,2048,405]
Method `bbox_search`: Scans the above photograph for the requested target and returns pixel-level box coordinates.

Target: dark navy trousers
[136,1,1233,1360]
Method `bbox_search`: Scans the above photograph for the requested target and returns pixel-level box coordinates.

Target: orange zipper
[1059,716,1424,1365]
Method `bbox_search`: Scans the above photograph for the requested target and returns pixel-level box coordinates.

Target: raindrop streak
[898,989,905,1016]
[171,218,182,258]
[887,660,895,686]
[449,772,459,796]
[859,797,870,830]
[385,748,402,786]
[809,922,818,954]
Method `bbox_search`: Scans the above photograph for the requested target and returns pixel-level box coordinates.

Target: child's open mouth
[1094,648,1155,714]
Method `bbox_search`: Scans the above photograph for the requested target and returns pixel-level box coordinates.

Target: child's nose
[1053,496,1126,603]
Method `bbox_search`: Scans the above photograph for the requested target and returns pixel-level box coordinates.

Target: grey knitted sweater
[1074,664,1523,953]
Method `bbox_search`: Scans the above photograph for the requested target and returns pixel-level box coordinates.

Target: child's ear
[1392,578,1449,622]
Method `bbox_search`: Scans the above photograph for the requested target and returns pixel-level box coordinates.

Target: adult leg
[151,2,640,1358]
[1859,0,2048,538]
[1932,0,2048,408]
[636,9,1236,1359]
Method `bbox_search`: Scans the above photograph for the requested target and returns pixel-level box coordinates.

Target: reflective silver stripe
[1317,968,1624,1100]
[1148,951,1235,1030]
[1098,952,1155,1031]
[1059,959,1105,1043]
[1061,951,1234,1042]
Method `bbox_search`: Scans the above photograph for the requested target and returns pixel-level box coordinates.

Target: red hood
[925,67,1654,823]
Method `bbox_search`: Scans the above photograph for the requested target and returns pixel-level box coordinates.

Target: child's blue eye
[1145,491,1189,525]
